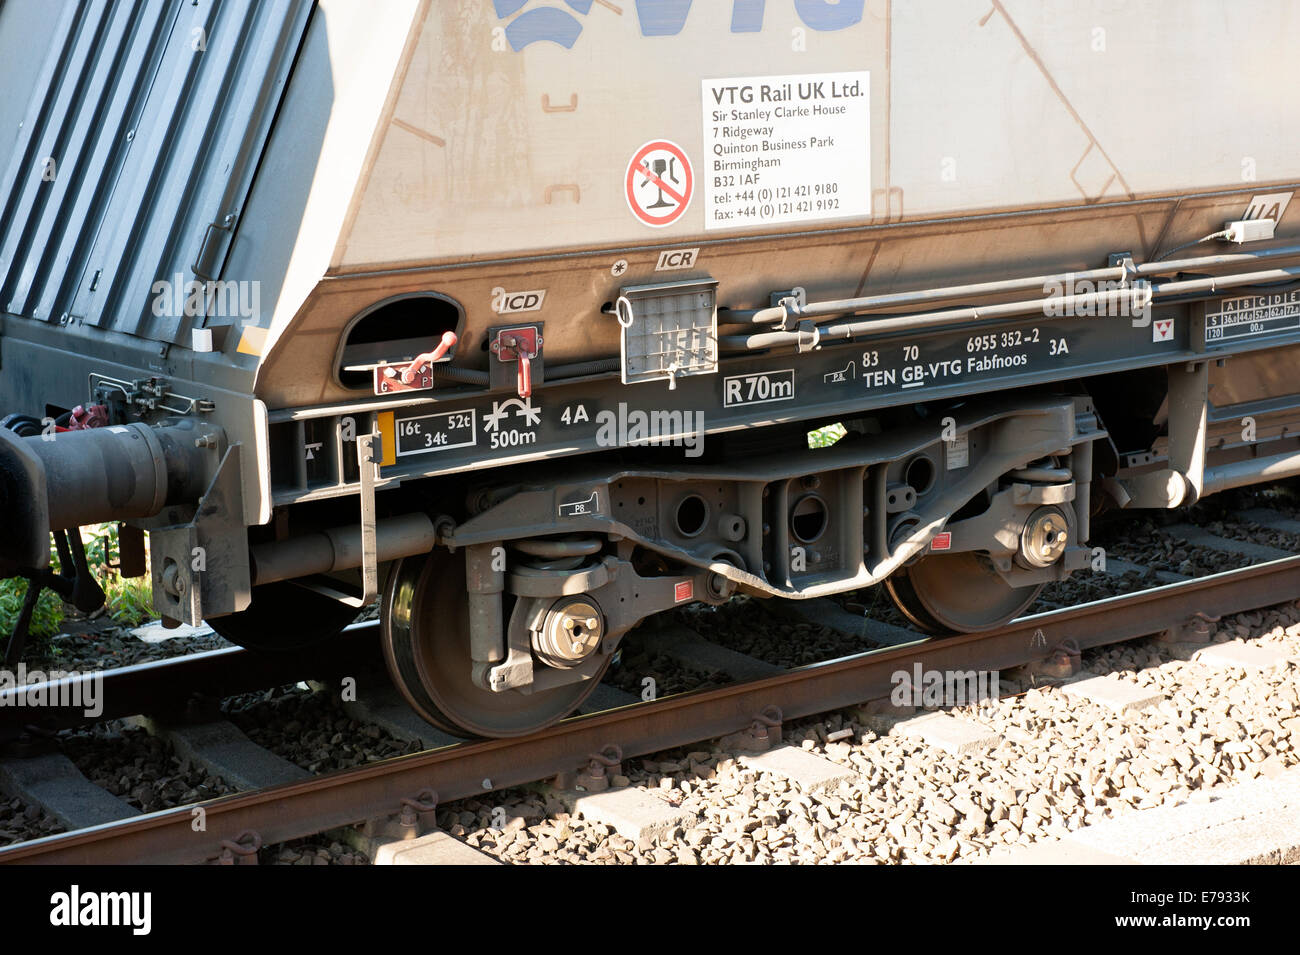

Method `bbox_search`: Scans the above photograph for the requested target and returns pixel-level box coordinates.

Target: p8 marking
[559,491,599,517]
[723,369,795,407]
[395,410,477,456]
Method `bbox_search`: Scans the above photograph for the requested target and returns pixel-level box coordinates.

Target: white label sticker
[1243,192,1291,222]
[945,434,969,470]
[656,248,700,271]
[1153,318,1174,342]
[702,71,870,230]
[492,287,546,314]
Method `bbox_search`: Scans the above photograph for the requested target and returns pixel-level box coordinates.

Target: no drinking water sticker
[702,71,870,230]
[626,140,694,227]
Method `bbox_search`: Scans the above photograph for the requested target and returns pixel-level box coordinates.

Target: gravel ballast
[432,600,1299,864]
[3,493,1297,863]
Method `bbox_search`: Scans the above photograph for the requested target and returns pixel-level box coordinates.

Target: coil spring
[509,535,602,573]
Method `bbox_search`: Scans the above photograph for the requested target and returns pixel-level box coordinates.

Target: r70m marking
[723,369,796,407]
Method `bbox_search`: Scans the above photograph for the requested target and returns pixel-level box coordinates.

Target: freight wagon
[2,0,1299,735]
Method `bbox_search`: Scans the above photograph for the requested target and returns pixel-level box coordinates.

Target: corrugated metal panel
[0,0,314,344]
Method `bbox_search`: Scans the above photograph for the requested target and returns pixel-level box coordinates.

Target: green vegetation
[808,423,847,448]
[0,577,64,639]
[102,575,153,626]
[84,523,154,626]
[0,524,154,638]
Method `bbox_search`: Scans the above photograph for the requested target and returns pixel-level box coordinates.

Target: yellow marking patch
[377,411,397,467]
[236,325,268,356]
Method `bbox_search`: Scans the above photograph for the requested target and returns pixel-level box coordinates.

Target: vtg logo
[493,0,865,51]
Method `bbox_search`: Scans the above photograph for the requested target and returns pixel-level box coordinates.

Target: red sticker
[930,532,952,551]
[626,140,693,228]
[674,580,694,602]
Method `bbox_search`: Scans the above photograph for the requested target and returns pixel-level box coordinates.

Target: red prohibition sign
[625,140,693,227]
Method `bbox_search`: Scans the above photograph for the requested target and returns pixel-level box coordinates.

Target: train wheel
[208,581,360,651]
[884,552,1042,634]
[381,551,610,738]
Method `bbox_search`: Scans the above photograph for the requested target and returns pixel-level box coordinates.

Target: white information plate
[702,71,870,230]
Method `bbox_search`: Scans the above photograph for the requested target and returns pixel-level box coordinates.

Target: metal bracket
[1011,638,1082,683]
[333,433,380,609]
[195,445,249,616]
[276,436,377,610]
[357,788,440,848]
[722,705,783,753]
[771,286,807,332]
[1040,638,1082,678]
[398,788,439,839]
[795,319,821,353]
[1159,610,1219,644]
[485,617,535,692]
[150,524,203,625]
[1108,252,1136,282]
[555,745,623,792]
[151,443,248,625]
[217,829,261,865]
[1167,360,1209,503]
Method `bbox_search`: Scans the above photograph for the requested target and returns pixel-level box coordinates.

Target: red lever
[401,331,458,384]
[517,351,532,399]
[490,327,540,399]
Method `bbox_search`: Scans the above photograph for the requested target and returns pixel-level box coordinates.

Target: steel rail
[0,623,383,741]
[2,555,1298,864]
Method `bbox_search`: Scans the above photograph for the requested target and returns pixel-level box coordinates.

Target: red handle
[401,331,458,384]
[517,353,532,399]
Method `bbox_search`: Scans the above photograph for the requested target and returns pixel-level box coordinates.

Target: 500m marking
[723,369,795,407]
[396,410,477,456]
[491,429,537,449]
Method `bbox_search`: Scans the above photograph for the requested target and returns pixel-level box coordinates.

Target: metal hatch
[0,0,314,345]
[615,278,719,388]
